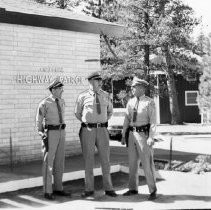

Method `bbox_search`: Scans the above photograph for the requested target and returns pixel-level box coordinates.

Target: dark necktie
[55,98,63,124]
[95,93,101,114]
[133,97,139,123]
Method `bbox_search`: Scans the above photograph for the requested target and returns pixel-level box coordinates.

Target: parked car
[108,108,126,141]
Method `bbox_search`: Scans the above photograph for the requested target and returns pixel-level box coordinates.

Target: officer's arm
[36,102,45,136]
[122,102,131,138]
[62,99,65,116]
[107,94,113,120]
[148,100,156,139]
[74,95,83,122]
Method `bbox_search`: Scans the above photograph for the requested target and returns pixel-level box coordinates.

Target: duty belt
[81,122,108,128]
[46,124,66,130]
[129,124,150,133]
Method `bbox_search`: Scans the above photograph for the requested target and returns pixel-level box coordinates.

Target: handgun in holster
[42,128,48,152]
[125,124,151,147]
[125,127,130,147]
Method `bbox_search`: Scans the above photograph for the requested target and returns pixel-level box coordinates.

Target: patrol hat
[86,71,102,80]
[131,77,149,87]
[48,77,64,90]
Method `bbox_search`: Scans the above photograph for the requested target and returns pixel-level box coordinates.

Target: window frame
[185,90,199,106]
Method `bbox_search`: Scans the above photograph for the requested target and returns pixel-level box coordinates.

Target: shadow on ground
[0,172,211,208]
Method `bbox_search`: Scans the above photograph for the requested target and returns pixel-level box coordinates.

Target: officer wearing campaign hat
[86,71,102,80]
[121,76,157,200]
[75,71,117,198]
[48,77,64,91]
[36,77,71,200]
[131,77,149,87]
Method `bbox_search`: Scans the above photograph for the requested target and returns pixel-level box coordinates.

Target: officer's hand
[147,137,154,147]
[121,136,126,145]
[38,132,46,139]
[39,132,47,140]
[40,132,48,140]
[40,132,48,152]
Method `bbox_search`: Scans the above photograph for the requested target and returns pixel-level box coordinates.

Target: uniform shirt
[75,89,113,123]
[36,94,65,132]
[122,95,156,139]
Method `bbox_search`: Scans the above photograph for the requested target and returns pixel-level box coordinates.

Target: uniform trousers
[43,129,65,194]
[128,131,157,193]
[79,126,113,192]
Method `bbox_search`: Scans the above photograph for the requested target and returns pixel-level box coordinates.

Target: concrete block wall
[0,22,100,165]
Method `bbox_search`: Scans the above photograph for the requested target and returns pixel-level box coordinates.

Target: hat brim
[48,83,64,90]
[131,82,148,87]
[53,83,64,88]
[88,76,102,80]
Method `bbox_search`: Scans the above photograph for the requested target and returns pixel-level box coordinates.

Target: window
[185,91,198,106]
[186,74,197,82]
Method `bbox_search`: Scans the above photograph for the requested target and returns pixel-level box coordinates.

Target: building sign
[15,74,83,85]
[14,66,84,85]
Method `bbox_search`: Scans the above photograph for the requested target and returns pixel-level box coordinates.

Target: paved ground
[0,170,211,210]
[0,124,211,209]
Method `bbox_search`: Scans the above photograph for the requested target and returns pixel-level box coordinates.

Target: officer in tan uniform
[121,77,157,200]
[36,78,71,200]
[75,71,117,198]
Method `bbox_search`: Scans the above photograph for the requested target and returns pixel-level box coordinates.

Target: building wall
[0,22,100,165]
[176,75,200,123]
[159,74,200,124]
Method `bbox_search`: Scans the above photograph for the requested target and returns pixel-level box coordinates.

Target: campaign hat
[131,77,149,87]
[48,77,64,90]
[86,71,102,80]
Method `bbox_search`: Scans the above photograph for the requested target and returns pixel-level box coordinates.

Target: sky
[182,0,211,37]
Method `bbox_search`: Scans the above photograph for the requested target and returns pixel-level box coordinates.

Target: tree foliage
[34,0,203,124]
[33,0,81,9]
[195,34,211,121]
[198,56,211,112]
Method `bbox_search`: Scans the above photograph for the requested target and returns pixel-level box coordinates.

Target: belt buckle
[96,123,101,128]
[59,124,62,129]
[133,127,136,132]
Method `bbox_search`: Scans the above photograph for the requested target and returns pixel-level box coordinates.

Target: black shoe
[123,190,138,196]
[53,190,71,197]
[81,191,94,198]
[105,190,118,197]
[148,190,157,200]
[44,193,55,200]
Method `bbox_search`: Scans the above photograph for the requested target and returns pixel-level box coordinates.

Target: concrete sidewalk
[0,124,211,209]
[156,124,211,135]
[1,131,211,194]
[0,152,128,193]
[0,156,211,209]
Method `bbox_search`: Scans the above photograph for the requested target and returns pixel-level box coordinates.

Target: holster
[42,129,48,152]
[125,127,130,147]
[125,124,150,147]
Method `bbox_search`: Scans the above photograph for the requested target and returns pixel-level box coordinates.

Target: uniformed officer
[121,76,157,200]
[75,71,117,198]
[36,78,71,200]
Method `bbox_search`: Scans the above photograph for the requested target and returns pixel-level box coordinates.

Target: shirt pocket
[138,103,148,115]
[84,100,94,110]
[100,98,108,111]
[47,104,57,117]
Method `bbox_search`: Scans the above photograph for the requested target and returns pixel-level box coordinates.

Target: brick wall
[0,23,100,165]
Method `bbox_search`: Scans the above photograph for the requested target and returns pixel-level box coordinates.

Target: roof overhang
[0,1,124,37]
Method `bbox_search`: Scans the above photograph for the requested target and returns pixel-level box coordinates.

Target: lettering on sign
[15,74,83,85]
[38,67,64,73]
